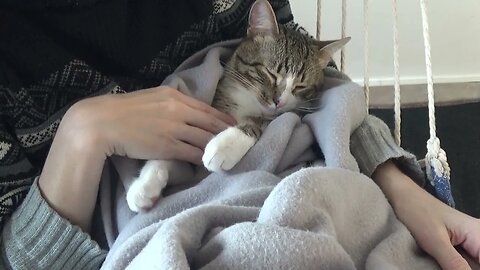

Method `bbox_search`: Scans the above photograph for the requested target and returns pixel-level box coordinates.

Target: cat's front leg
[126,160,172,212]
[202,117,264,172]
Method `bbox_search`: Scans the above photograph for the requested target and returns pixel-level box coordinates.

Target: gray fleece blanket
[100,40,439,269]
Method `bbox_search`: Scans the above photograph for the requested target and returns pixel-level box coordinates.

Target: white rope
[426,138,451,181]
[363,0,370,111]
[316,0,322,40]
[420,0,436,141]
[341,0,347,72]
[392,0,401,146]
[419,0,451,183]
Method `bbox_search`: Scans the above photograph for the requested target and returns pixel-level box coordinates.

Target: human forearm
[372,160,427,210]
[371,159,447,230]
[353,116,480,270]
[371,160,480,270]
[38,115,107,232]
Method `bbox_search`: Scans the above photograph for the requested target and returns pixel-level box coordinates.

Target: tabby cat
[124,0,350,212]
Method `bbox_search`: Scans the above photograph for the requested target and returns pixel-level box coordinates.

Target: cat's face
[225,0,349,117]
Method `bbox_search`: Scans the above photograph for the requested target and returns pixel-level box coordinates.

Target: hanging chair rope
[315,0,454,207]
[341,0,347,72]
[362,0,455,206]
[419,0,454,207]
[363,0,370,110]
[316,0,322,40]
[392,0,401,146]
[420,0,438,146]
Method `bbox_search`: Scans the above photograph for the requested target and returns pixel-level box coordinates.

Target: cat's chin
[259,105,281,117]
[260,106,292,119]
[259,109,277,120]
[261,114,276,120]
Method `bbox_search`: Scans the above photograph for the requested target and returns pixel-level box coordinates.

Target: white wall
[290,0,480,86]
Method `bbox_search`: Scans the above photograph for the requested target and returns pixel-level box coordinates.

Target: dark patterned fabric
[0,0,297,228]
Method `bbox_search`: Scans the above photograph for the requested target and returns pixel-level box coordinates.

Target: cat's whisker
[223,69,263,94]
[299,98,324,104]
[295,110,317,113]
[295,107,321,113]
[224,72,254,86]
[230,75,260,92]
[223,67,251,83]
[223,65,244,76]
[224,70,256,88]
[299,105,319,109]
[297,106,322,110]
[223,66,255,83]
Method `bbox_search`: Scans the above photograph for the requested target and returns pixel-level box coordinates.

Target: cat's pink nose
[274,99,286,108]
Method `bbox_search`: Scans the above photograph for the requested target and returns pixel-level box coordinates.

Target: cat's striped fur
[209,0,349,141]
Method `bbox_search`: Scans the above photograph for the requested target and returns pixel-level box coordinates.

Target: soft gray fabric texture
[100,40,438,270]
[350,115,426,184]
[1,179,107,270]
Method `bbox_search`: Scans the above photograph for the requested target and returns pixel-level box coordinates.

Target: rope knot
[426,137,440,156]
[425,137,454,207]
[426,137,450,180]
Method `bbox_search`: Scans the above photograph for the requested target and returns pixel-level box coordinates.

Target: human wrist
[57,102,110,159]
[372,160,422,210]
[58,127,106,161]
[38,113,108,231]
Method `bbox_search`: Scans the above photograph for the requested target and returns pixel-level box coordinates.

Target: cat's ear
[247,0,280,37]
[316,37,351,67]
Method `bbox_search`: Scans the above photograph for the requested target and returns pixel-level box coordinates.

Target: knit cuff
[1,178,107,270]
[351,115,425,186]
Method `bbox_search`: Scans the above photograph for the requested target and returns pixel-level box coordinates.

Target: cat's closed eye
[247,70,264,82]
[292,85,308,94]
[261,68,278,85]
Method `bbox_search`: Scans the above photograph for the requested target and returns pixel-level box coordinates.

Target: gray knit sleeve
[1,179,107,270]
[350,115,426,186]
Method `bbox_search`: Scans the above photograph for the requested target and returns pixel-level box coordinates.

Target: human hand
[39,86,234,230]
[394,184,480,270]
[59,86,235,164]
[374,161,480,270]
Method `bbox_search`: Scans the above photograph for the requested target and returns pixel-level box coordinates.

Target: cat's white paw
[126,161,169,212]
[202,127,255,172]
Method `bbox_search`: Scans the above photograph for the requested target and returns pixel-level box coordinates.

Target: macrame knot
[426,138,450,179]
[426,137,454,207]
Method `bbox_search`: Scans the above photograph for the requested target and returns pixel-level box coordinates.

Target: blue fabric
[431,167,455,207]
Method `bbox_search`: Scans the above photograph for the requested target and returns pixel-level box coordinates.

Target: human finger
[184,107,231,134]
[456,219,480,267]
[174,125,214,150]
[168,140,203,165]
[457,247,480,270]
[174,92,236,125]
[424,234,471,270]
